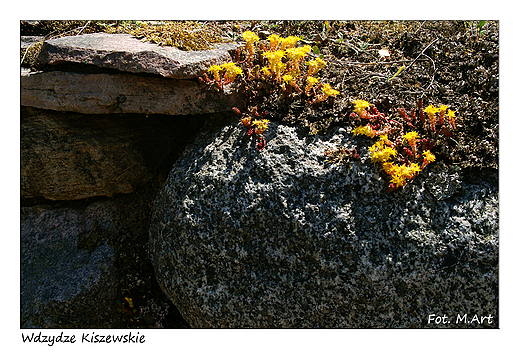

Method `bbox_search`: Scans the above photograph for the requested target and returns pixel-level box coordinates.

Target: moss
[21,40,44,67]
[21,20,230,68]
[105,21,230,51]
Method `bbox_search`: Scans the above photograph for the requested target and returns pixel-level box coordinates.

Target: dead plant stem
[401,38,438,74]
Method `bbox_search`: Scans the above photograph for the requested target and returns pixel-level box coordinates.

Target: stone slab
[21,108,205,201]
[21,70,242,115]
[37,32,240,79]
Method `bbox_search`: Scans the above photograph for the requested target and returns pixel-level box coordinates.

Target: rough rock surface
[37,33,240,79]
[21,178,191,329]
[149,122,498,328]
[21,70,242,115]
[21,108,205,201]
[21,35,44,49]
[21,203,118,328]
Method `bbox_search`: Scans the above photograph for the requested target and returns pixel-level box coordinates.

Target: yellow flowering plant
[306,57,327,77]
[280,35,301,50]
[348,98,458,191]
[202,62,243,90]
[242,31,259,60]
[305,76,319,95]
[312,83,340,104]
[200,30,341,150]
[267,34,282,51]
[221,62,243,84]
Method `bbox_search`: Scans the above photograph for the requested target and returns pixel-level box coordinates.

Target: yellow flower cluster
[267,34,282,51]
[252,119,270,134]
[346,98,456,190]
[221,62,243,83]
[352,99,371,116]
[402,131,419,155]
[352,125,376,138]
[286,46,312,61]
[447,110,457,130]
[321,84,339,97]
[307,57,327,76]
[366,132,436,189]
[422,150,436,166]
[402,131,418,142]
[368,136,397,164]
[285,45,312,76]
[242,31,259,59]
[207,62,243,84]
[208,64,223,81]
[424,104,457,131]
[311,83,340,104]
[423,104,440,117]
[206,31,338,103]
[305,76,319,94]
[382,162,422,188]
[282,74,297,86]
[263,50,286,80]
[280,35,301,50]
[245,31,337,102]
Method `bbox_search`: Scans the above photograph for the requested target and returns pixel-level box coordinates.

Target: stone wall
[21,27,499,329]
[20,32,239,328]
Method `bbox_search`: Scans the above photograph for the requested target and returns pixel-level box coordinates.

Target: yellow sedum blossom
[305,76,319,93]
[390,173,407,188]
[286,45,312,61]
[383,162,421,188]
[282,74,294,83]
[321,83,339,98]
[221,62,243,82]
[282,74,297,85]
[423,150,436,163]
[352,125,376,138]
[421,150,436,169]
[424,104,440,130]
[311,82,340,104]
[352,99,371,115]
[207,64,223,81]
[369,139,397,164]
[307,57,327,76]
[402,130,419,155]
[260,66,271,78]
[285,45,312,76]
[280,36,301,50]
[424,104,440,117]
[402,131,418,143]
[447,110,456,119]
[263,50,286,77]
[263,50,285,62]
[252,119,269,133]
[242,31,259,44]
[242,31,260,59]
[448,109,457,130]
[402,163,421,179]
[267,34,282,51]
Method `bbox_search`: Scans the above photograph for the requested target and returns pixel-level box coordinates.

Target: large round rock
[149,122,498,328]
